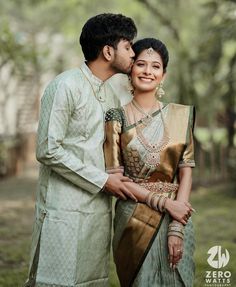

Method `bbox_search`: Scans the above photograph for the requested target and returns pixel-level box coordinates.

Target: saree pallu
[104,102,196,287]
[113,200,195,287]
[113,182,179,287]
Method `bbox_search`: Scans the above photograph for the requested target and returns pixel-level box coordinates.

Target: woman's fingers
[172,247,183,268]
[180,218,187,225]
[168,245,174,267]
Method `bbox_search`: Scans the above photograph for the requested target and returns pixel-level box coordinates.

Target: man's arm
[37,79,135,198]
[36,80,109,194]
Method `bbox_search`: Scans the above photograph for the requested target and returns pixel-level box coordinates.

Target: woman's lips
[138,77,153,82]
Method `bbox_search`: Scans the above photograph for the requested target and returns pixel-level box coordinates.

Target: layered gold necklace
[131,99,170,168]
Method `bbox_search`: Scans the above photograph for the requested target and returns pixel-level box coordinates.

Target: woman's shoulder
[167,102,195,127]
[167,102,195,116]
[167,102,194,110]
[105,107,124,124]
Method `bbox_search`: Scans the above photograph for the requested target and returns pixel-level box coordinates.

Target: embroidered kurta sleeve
[36,80,108,194]
[104,108,123,171]
[178,106,196,168]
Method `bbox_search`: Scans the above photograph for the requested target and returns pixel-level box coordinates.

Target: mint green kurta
[25,63,131,287]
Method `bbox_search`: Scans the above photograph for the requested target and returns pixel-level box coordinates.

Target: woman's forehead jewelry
[147,47,154,56]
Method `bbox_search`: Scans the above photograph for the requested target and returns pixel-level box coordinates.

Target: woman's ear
[162,72,167,82]
[102,45,114,61]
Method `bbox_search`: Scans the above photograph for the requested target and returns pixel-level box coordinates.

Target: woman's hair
[132,38,169,73]
[80,13,137,62]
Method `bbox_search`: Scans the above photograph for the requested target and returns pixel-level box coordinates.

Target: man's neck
[86,60,115,81]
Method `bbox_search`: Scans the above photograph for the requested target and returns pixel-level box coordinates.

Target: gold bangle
[152,193,161,211]
[158,195,166,212]
[167,231,184,240]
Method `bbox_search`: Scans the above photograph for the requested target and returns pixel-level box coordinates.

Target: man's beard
[111,57,133,74]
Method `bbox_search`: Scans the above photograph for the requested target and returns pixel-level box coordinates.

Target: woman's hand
[168,235,183,269]
[165,199,193,225]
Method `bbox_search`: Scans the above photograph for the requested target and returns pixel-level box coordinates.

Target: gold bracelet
[168,227,184,234]
[158,195,166,212]
[145,191,156,207]
[152,193,162,211]
[167,231,184,240]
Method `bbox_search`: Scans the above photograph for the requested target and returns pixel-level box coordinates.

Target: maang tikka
[146,47,154,56]
[156,81,165,98]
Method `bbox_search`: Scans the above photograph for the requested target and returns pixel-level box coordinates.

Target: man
[25,13,137,287]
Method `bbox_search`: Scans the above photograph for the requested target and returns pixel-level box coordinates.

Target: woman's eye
[153,65,160,69]
[137,63,144,67]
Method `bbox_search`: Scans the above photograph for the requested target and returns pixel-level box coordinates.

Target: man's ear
[102,45,114,61]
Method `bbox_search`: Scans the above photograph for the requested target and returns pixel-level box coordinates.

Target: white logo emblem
[207,246,230,269]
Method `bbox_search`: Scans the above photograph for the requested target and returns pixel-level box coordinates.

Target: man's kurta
[25,63,131,287]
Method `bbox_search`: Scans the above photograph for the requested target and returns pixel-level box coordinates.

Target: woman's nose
[143,65,151,74]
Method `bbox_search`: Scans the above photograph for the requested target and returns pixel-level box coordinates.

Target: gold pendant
[141,115,152,126]
[145,152,160,167]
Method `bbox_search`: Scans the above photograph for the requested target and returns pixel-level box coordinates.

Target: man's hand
[104,173,137,202]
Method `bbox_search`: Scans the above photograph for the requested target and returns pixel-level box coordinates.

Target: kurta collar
[80,62,104,87]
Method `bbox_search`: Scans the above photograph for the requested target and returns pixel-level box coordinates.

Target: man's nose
[130,48,135,58]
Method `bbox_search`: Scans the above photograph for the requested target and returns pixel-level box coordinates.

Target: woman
[104,38,195,287]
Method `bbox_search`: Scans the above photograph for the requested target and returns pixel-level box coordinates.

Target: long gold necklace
[79,68,106,102]
[131,99,170,168]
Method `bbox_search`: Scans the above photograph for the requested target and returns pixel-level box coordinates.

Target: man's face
[111,39,135,74]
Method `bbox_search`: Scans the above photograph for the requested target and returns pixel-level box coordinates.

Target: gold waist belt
[138,181,179,199]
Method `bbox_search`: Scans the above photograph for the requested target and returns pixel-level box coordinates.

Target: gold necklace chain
[132,99,158,118]
[79,68,106,102]
[131,99,157,126]
[131,101,170,168]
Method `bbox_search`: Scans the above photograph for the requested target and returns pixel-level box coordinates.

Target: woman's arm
[176,166,193,202]
[122,180,193,225]
[168,166,194,268]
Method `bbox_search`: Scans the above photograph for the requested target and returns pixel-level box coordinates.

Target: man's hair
[132,38,169,73]
[80,13,137,61]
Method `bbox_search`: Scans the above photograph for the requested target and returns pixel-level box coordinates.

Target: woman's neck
[133,91,159,111]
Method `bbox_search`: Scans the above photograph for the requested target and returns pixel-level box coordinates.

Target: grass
[0,173,235,287]
[191,182,236,286]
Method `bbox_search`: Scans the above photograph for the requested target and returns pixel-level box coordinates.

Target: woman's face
[131,48,165,93]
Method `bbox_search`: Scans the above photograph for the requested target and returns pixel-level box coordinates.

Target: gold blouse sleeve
[104,108,124,171]
[178,106,196,168]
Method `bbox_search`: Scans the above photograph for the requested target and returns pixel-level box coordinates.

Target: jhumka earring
[156,81,165,98]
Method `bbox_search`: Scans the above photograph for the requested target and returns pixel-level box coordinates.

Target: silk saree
[104,102,196,287]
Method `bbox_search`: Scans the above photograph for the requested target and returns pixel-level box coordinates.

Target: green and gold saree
[104,102,195,287]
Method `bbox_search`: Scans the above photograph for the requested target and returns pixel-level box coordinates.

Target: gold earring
[128,76,134,95]
[156,81,165,98]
